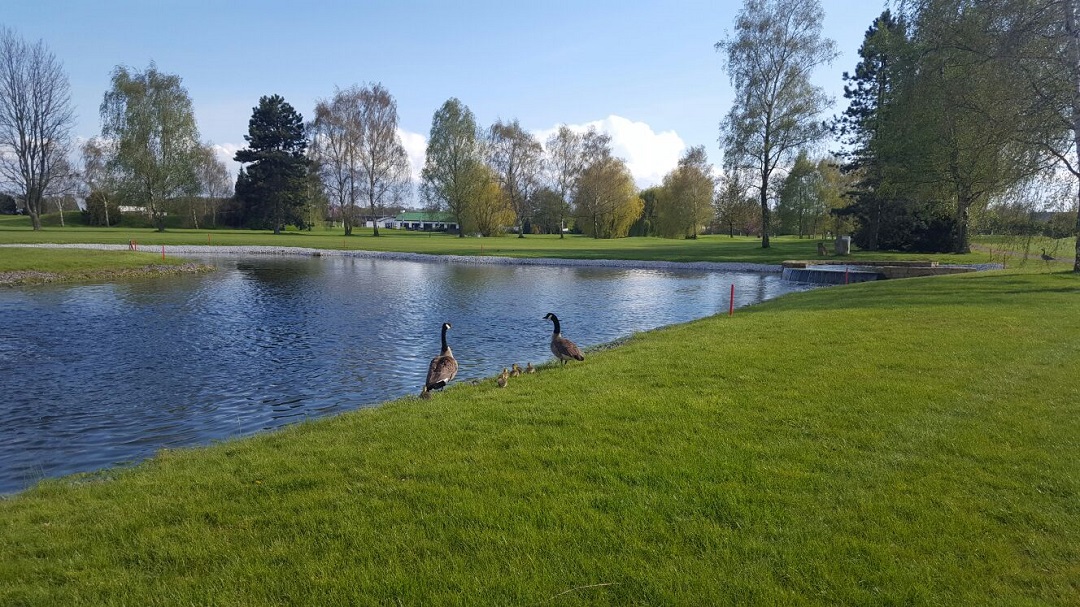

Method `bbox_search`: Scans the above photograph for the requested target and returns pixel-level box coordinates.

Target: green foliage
[775,150,826,238]
[713,173,760,237]
[0,192,16,215]
[0,270,1076,604]
[80,190,120,226]
[655,146,715,239]
[834,10,908,176]
[487,119,543,237]
[573,157,643,239]
[530,186,569,235]
[421,98,486,237]
[840,195,959,252]
[628,187,660,236]
[837,4,1071,255]
[462,168,514,236]
[233,95,311,234]
[100,64,201,232]
[717,0,837,248]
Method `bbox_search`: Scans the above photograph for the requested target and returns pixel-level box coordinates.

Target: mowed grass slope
[0,248,187,273]
[0,213,992,265]
[1,270,1077,605]
[0,247,200,285]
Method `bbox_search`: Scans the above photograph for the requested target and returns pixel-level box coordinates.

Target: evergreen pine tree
[832,10,914,251]
[234,95,310,233]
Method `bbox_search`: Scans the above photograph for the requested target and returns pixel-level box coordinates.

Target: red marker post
[729,284,735,316]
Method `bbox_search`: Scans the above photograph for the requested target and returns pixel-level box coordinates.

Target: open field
[1,269,1077,604]
[0,213,994,266]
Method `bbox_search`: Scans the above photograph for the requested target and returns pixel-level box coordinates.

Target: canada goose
[817,242,828,256]
[1041,248,1055,262]
[420,322,458,399]
[497,368,509,388]
[510,363,522,377]
[544,312,584,365]
[525,362,535,374]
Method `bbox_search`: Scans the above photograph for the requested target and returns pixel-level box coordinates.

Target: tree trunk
[1067,0,1080,272]
[25,187,43,229]
[759,178,771,249]
[955,201,971,254]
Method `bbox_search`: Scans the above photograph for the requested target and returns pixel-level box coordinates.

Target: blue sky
[6,0,888,189]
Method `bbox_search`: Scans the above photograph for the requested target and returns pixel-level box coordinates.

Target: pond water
[0,255,819,493]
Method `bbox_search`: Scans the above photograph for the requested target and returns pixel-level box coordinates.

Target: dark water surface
[0,255,817,493]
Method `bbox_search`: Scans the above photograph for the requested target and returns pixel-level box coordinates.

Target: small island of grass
[0,247,213,286]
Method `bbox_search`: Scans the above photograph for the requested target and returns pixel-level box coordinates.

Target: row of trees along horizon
[1,0,1078,271]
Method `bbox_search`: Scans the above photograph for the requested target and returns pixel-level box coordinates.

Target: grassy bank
[0,248,205,286]
[1,269,1077,604]
[0,214,991,265]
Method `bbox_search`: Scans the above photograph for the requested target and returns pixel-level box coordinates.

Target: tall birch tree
[545,125,585,238]
[356,83,409,237]
[421,98,485,237]
[488,119,543,237]
[310,88,361,235]
[100,64,201,232]
[717,0,838,248]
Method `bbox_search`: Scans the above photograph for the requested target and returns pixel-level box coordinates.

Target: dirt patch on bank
[0,263,214,287]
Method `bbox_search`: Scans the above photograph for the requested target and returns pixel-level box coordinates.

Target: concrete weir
[781,260,982,284]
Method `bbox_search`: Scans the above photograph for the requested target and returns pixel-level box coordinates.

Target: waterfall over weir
[782,265,883,284]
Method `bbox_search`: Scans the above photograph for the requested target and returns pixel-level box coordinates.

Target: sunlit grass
[1,269,1076,604]
[0,247,186,273]
[0,247,201,285]
[0,213,992,265]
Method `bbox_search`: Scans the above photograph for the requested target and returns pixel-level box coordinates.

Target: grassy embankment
[0,212,1001,266]
[1,268,1077,604]
[0,247,203,286]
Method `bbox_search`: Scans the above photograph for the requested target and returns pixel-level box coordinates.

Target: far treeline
[0,0,1078,271]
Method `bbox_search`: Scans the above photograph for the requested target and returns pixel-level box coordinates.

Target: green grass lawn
[0,247,198,286]
[0,213,992,265]
[0,247,188,273]
[1,269,1076,605]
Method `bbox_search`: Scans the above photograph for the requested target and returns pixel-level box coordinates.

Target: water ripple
[0,256,818,493]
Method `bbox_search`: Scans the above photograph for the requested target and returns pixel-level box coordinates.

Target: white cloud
[397,128,427,181]
[212,143,241,176]
[534,115,686,189]
[373,119,685,195]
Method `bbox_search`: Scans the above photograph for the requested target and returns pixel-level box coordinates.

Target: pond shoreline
[0,243,784,273]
